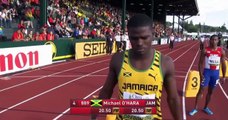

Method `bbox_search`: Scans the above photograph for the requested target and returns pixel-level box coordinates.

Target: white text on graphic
[0,51,39,72]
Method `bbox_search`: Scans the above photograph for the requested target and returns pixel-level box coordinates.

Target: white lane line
[53,42,198,119]
[158,43,195,52]
[166,42,198,55]
[173,43,198,61]
[53,86,103,120]
[218,83,228,100]
[176,75,186,78]
[10,75,107,78]
[0,59,70,78]
[175,71,187,74]
[0,67,108,114]
[0,59,109,93]
[160,42,191,52]
[0,42,194,92]
[52,60,66,63]
[0,55,109,78]
[158,42,187,52]
[182,49,199,120]
[0,42,194,118]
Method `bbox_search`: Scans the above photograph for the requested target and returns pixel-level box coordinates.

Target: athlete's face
[209,36,219,48]
[128,26,153,55]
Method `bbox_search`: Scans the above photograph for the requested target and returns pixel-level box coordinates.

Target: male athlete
[92,14,181,120]
[189,35,226,116]
[200,35,205,50]
[169,33,175,50]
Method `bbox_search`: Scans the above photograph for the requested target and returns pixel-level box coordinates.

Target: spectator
[217,33,222,46]
[114,32,121,52]
[12,28,24,41]
[82,27,89,39]
[0,26,6,41]
[25,30,34,41]
[47,30,55,41]
[39,29,47,40]
[0,26,4,37]
[33,31,40,41]
[18,20,26,29]
[72,26,79,39]
[105,31,113,54]
[169,33,175,50]
[90,28,97,38]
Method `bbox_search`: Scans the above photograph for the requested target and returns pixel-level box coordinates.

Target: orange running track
[0,40,227,120]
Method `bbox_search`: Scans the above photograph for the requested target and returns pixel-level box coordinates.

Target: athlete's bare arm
[98,52,123,99]
[198,49,206,80]
[162,55,182,120]
[220,49,226,84]
[91,53,123,120]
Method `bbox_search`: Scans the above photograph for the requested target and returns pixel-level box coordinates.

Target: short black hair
[127,14,152,29]
[210,34,218,40]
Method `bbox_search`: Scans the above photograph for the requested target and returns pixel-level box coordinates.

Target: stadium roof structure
[109,0,199,16]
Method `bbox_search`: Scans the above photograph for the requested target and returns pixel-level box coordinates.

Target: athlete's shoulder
[205,46,210,50]
[160,54,174,68]
[111,51,125,61]
[160,53,173,64]
[109,51,126,76]
[160,54,174,77]
[218,46,223,51]
[110,51,125,67]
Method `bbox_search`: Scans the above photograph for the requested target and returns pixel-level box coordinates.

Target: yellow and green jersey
[117,50,163,120]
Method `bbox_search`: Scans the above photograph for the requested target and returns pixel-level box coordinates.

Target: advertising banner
[0,45,52,75]
[75,41,107,59]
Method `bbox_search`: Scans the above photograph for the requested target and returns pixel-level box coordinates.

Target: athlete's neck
[209,45,218,50]
[131,48,154,59]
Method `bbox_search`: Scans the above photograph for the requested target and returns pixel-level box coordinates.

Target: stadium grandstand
[3,1,228,120]
[0,0,198,42]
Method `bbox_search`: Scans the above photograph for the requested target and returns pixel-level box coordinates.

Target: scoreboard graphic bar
[70,107,157,114]
[70,99,157,115]
[71,99,156,107]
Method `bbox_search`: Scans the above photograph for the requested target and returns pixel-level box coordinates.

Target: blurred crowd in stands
[0,0,169,42]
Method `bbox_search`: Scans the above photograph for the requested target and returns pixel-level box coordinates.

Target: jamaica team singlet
[117,50,163,120]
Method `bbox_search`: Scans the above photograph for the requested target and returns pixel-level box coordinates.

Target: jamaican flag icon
[91,99,102,107]
[123,72,132,77]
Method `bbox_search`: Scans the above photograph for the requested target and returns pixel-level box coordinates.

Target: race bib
[208,55,220,65]
[123,92,155,99]
[123,92,155,118]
